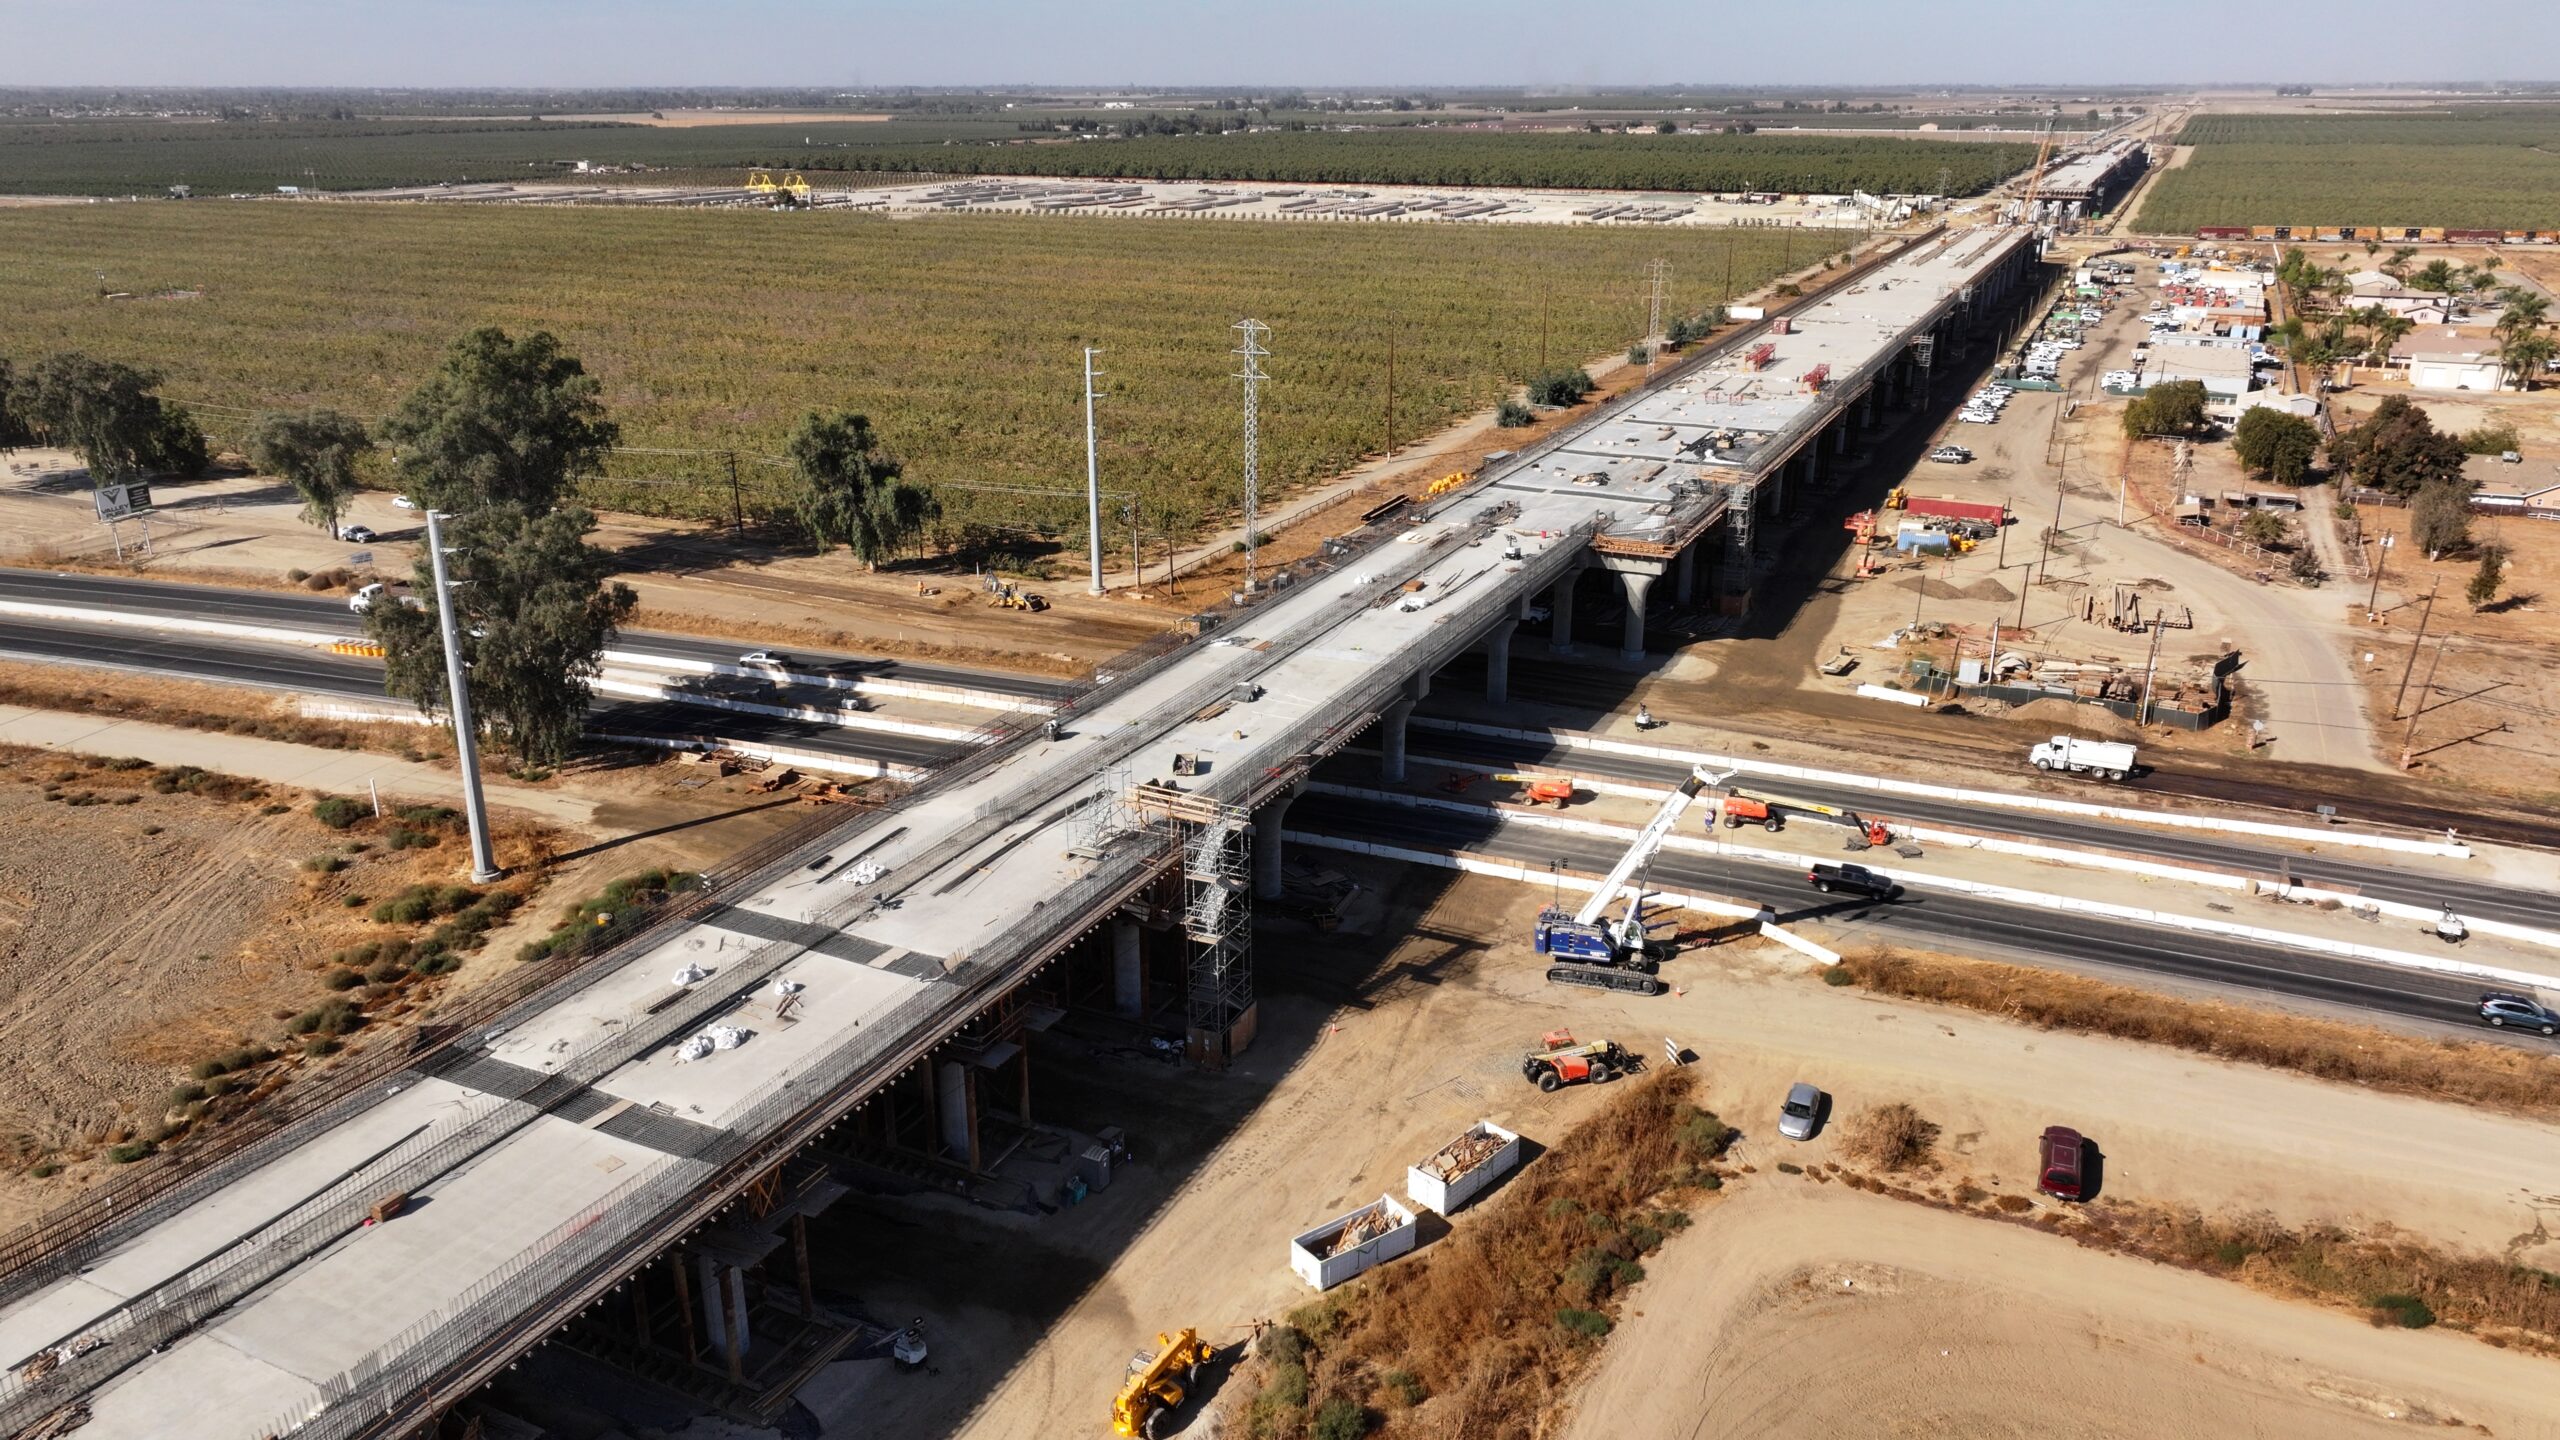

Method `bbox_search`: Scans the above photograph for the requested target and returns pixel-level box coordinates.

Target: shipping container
[1289,1196,1418,1291]
[1405,1121,1524,1215]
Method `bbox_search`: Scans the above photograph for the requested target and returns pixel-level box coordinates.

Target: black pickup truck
[1806,862,1901,901]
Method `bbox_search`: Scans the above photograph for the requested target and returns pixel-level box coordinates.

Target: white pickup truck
[2030,735,2137,781]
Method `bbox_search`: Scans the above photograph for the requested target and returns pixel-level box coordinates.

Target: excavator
[1530,764,1733,994]
[1713,787,1892,849]
[1112,1328,1218,1438]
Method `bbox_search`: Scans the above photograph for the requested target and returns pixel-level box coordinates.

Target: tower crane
[1531,765,1732,994]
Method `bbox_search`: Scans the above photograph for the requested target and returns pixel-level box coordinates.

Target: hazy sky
[3,0,2554,89]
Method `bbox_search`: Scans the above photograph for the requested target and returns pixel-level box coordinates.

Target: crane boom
[1573,766,1725,927]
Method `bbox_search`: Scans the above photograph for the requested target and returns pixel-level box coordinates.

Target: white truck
[2030,735,2137,781]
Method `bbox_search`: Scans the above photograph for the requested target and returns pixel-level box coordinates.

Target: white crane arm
[1572,765,1731,926]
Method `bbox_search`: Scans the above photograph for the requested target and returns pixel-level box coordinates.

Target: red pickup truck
[2038,1126,2087,1201]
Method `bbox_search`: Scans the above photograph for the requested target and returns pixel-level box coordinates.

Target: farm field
[2136,107,2560,233]
[0,203,1839,537]
[0,115,1028,196]
[780,128,2039,194]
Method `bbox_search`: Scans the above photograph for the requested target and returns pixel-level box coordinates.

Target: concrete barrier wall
[0,598,338,649]
[1412,718,2474,859]
[589,732,920,781]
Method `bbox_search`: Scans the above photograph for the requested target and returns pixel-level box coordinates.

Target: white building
[2390,328,2511,392]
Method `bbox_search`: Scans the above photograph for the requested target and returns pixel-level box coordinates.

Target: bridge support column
[1617,570,1656,665]
[699,1255,751,1379]
[1254,782,1304,900]
[937,1058,975,1168]
[1672,545,1696,607]
[1381,673,1429,783]
[1547,569,1579,654]
[1831,421,1849,456]
[671,1250,700,1364]
[1483,618,1519,706]
[1858,390,1877,428]
[1112,917,1143,1017]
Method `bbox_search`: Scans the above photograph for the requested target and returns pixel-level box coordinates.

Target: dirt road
[1567,1183,2560,1440]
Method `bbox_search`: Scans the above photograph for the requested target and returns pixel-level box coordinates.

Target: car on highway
[2038,1125,2087,1201]
[1777,1082,1824,1141]
[390,495,420,510]
[347,583,422,613]
[339,524,377,544]
[2478,993,2559,1035]
[737,650,787,667]
[1928,446,1972,463]
[1807,862,1900,900]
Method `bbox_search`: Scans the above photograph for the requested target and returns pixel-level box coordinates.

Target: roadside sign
[93,481,153,521]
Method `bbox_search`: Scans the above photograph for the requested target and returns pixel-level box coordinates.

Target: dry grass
[1834,947,2560,1121]
[1840,1101,1940,1173]
[0,663,418,755]
[1217,1069,1726,1440]
[1812,1166,2560,1356]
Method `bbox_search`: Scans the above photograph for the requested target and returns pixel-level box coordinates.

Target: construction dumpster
[1289,1195,1417,1291]
[1405,1121,1523,1215]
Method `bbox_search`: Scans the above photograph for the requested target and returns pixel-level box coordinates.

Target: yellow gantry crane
[745,169,813,206]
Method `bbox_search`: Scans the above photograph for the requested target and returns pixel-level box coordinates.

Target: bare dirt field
[1567,1183,2560,1440]
[0,745,558,1224]
[797,869,2560,1440]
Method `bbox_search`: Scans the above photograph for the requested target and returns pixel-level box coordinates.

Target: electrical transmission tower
[1232,318,1272,592]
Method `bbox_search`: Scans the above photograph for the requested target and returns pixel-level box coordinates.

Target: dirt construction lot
[1568,1183,2560,1440]
[800,868,2560,1439]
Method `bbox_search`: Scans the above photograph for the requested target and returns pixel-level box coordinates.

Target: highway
[1289,790,2519,1036]
[1395,729,2557,932]
[0,614,963,770]
[0,567,1077,705]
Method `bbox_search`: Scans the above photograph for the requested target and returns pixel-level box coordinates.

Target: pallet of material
[1405,1120,1523,1214]
[1288,1195,1418,1291]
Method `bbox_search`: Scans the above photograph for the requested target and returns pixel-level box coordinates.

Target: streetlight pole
[1083,347,1105,596]
[425,508,501,883]
[2364,532,2393,616]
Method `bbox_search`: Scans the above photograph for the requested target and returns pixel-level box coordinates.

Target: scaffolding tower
[1126,783,1258,1066]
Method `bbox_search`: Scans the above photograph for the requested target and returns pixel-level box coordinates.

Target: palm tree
[2384,246,2419,280]
[2495,292,2551,341]
[2501,331,2558,391]
[2411,259,2459,295]
[2364,313,2414,367]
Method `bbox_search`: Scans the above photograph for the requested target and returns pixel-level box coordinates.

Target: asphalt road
[1400,730,2556,932]
[0,567,1075,701]
[0,615,960,768]
[1291,790,2524,1037]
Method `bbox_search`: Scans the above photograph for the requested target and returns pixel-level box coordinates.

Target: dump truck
[2029,734,2137,781]
[1113,1329,1218,1438]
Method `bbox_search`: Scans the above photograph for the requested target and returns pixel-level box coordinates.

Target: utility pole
[2137,619,2166,726]
[2364,531,2393,616]
[724,451,743,539]
[1083,347,1104,595]
[1997,496,2012,569]
[424,508,501,884]
[1538,286,1549,373]
[2391,582,2438,718]
[1232,319,1271,593]
[1383,329,1396,458]
[1645,258,1669,379]
[2397,635,2449,766]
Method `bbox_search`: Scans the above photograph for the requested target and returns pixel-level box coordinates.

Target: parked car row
[1959,382,2012,425]
[1769,1082,2092,1202]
